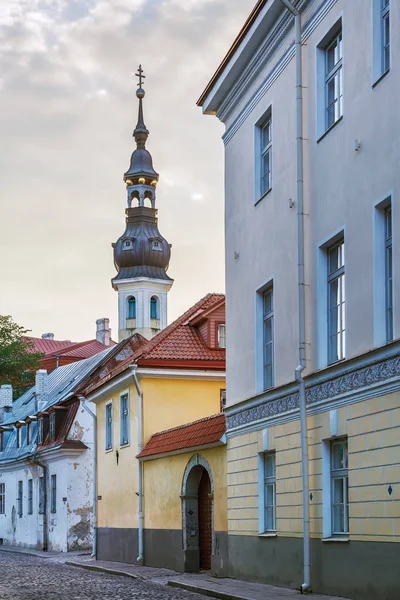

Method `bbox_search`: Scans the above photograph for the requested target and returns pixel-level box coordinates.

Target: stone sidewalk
[0,546,350,600]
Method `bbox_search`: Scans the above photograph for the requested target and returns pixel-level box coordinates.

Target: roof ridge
[134,293,225,361]
[149,412,224,439]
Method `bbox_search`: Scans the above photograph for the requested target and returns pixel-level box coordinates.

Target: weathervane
[135,64,145,89]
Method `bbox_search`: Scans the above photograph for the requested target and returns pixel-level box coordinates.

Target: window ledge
[372,69,390,89]
[258,532,277,538]
[322,536,349,543]
[317,115,343,144]
[120,442,130,449]
[255,187,272,206]
[105,448,113,454]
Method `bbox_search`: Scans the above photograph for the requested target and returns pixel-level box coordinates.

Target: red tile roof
[137,413,226,459]
[84,293,225,395]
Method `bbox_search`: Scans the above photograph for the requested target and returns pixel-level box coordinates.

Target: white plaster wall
[66,404,94,550]
[222,0,400,405]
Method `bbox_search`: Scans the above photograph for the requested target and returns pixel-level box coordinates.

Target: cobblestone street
[0,552,202,600]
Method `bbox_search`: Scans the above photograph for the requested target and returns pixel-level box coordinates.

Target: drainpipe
[279,0,311,592]
[30,455,48,552]
[130,365,143,564]
[78,395,97,559]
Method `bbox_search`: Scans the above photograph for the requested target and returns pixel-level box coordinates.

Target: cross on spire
[135,65,145,88]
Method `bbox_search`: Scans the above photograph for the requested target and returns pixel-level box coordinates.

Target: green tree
[0,316,44,400]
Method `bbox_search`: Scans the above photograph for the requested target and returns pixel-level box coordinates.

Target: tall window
[263,287,274,390]
[264,453,276,531]
[331,439,349,534]
[39,476,45,514]
[260,116,272,195]
[325,31,343,129]
[150,296,159,319]
[120,394,129,446]
[49,413,55,442]
[17,480,23,517]
[105,403,113,451]
[128,297,136,319]
[381,0,390,74]
[328,240,345,364]
[28,479,33,515]
[50,475,57,514]
[0,483,5,514]
[217,324,226,348]
[385,206,393,341]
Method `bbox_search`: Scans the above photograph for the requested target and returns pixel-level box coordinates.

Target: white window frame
[50,474,57,514]
[0,483,5,514]
[127,296,136,320]
[372,0,391,84]
[258,432,277,535]
[327,238,345,364]
[105,401,113,451]
[217,324,226,349]
[322,437,349,538]
[316,17,343,139]
[263,286,274,390]
[28,478,33,515]
[119,391,130,447]
[17,480,23,517]
[255,278,274,394]
[254,107,272,202]
[150,295,160,320]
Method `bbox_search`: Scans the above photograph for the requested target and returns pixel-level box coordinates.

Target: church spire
[124,65,159,192]
[112,66,174,342]
[133,65,149,149]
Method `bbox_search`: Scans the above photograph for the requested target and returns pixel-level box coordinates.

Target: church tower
[112,66,173,342]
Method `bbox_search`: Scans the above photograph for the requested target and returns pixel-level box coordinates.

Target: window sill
[259,532,277,538]
[105,448,113,454]
[322,536,349,543]
[255,187,272,206]
[372,69,390,89]
[120,442,130,449]
[317,115,343,144]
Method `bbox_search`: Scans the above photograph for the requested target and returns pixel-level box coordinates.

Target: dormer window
[49,413,56,441]
[217,324,226,348]
[27,422,31,445]
[123,239,133,250]
[38,417,44,444]
[0,431,4,452]
[16,427,21,449]
[151,240,162,251]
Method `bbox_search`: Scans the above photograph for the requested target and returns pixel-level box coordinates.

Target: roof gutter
[278,0,311,593]
[130,365,144,565]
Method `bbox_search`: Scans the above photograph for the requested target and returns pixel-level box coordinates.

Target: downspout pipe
[78,395,97,559]
[279,0,311,593]
[130,365,144,564]
[30,455,48,552]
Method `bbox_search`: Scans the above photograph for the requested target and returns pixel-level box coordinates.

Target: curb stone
[65,561,139,579]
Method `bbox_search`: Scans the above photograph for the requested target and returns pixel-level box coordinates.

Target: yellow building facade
[84,294,228,573]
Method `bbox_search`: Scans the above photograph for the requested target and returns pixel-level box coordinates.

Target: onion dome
[112,206,172,284]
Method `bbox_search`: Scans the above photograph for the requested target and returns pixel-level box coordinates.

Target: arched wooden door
[198,469,212,571]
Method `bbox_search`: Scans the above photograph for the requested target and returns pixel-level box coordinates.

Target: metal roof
[0,347,113,464]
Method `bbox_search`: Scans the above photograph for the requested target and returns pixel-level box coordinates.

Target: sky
[0,0,255,342]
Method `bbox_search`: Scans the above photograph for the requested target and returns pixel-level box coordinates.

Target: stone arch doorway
[181,454,214,572]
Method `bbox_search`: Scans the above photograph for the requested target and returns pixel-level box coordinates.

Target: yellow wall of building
[143,446,227,532]
[142,378,223,444]
[95,376,224,530]
[227,391,400,542]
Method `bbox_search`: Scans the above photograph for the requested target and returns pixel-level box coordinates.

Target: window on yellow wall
[331,439,349,535]
[105,403,113,451]
[120,394,129,446]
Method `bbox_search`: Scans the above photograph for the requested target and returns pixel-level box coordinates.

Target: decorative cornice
[222,0,338,146]
[226,343,400,435]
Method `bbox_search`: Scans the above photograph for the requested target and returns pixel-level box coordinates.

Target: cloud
[0,0,255,340]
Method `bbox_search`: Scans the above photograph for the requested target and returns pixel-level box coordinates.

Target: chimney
[35,370,48,412]
[42,333,54,340]
[0,384,13,422]
[96,318,111,346]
